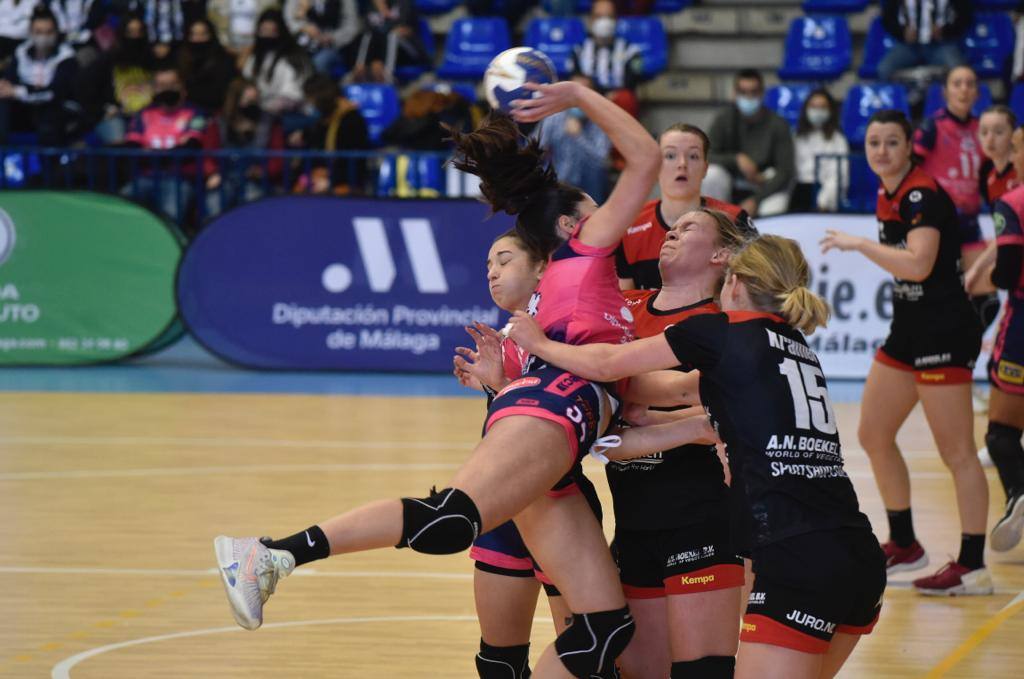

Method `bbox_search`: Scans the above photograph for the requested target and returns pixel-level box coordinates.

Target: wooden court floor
[1,391,1022,678]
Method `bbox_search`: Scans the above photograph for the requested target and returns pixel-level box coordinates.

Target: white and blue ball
[483,47,557,113]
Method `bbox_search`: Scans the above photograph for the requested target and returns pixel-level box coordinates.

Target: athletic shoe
[882,540,929,575]
[991,493,1024,553]
[214,535,295,630]
[913,561,994,596]
[978,446,994,468]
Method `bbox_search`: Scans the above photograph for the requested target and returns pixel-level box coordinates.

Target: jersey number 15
[779,358,838,435]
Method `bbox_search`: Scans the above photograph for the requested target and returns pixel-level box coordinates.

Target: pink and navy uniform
[990,187,1024,394]
[915,108,984,249]
[980,159,1019,209]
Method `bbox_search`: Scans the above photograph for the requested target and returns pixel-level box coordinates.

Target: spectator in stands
[381,87,471,150]
[878,0,971,82]
[291,72,369,194]
[538,75,612,202]
[0,0,40,62]
[242,9,312,117]
[791,88,848,213]
[178,18,237,112]
[121,65,219,221]
[572,0,642,117]
[93,13,154,143]
[349,0,427,84]
[206,77,284,214]
[465,0,531,32]
[705,69,795,217]
[284,0,361,75]
[47,0,107,53]
[207,0,278,56]
[131,0,207,63]
[0,5,80,145]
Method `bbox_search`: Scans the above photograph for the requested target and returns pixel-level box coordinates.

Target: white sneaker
[978,447,994,468]
[214,536,295,630]
[991,494,1024,553]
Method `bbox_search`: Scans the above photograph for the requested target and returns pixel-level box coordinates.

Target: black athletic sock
[670,656,736,678]
[986,422,1024,501]
[957,533,985,570]
[476,639,531,679]
[886,508,916,548]
[263,526,330,567]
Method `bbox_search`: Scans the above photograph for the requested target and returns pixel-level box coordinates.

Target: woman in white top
[241,8,311,115]
[0,0,40,60]
[791,88,849,213]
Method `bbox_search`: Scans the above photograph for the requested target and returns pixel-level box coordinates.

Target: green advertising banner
[0,191,181,365]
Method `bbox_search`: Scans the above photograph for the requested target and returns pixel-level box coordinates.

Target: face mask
[189,41,212,56]
[736,95,761,117]
[31,34,57,52]
[591,17,616,40]
[566,107,585,119]
[240,103,262,121]
[806,107,831,128]
[255,36,280,52]
[153,89,182,108]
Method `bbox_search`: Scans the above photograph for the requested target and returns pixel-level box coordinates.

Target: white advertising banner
[756,213,996,380]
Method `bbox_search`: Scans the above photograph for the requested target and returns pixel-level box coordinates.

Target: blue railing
[0,147,467,228]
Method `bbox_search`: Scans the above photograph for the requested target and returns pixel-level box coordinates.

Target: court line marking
[923,588,1024,678]
[0,435,471,450]
[50,615,484,679]
[0,463,460,481]
[0,566,471,580]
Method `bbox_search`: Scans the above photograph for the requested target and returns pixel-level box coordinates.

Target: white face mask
[806,107,831,128]
[591,16,616,40]
[736,95,761,117]
[31,34,57,52]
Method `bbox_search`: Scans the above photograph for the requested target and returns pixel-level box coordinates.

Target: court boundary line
[923,589,1024,677]
[0,566,472,580]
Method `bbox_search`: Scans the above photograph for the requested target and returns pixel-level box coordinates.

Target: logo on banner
[0,208,14,267]
[321,217,448,295]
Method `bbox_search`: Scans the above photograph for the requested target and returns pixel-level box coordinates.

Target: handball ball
[483,47,557,113]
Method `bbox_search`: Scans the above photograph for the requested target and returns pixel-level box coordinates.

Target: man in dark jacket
[705,69,795,217]
[878,0,972,81]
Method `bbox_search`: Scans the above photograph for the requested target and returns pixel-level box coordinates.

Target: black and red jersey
[615,197,753,290]
[876,165,971,313]
[980,158,1020,209]
[664,312,871,552]
[993,186,1024,299]
[606,290,726,531]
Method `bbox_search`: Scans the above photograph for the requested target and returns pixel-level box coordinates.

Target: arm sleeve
[913,117,937,158]
[663,313,727,371]
[708,109,739,170]
[901,187,946,233]
[993,199,1024,290]
[754,118,796,201]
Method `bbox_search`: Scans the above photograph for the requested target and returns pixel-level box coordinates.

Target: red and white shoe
[882,540,929,575]
[912,561,994,596]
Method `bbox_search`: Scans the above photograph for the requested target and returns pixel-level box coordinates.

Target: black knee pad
[396,487,481,554]
[476,640,531,679]
[986,422,1024,497]
[671,656,736,679]
[555,607,634,678]
[972,293,1001,330]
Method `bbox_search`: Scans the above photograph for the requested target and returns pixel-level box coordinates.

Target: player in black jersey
[821,110,991,597]
[508,234,885,678]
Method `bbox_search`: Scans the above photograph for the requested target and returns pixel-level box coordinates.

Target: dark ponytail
[448,112,585,259]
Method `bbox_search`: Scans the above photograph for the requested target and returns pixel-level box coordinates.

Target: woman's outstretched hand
[509,81,580,123]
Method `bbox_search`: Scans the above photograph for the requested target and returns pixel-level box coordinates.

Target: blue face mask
[566,107,585,119]
[736,95,761,117]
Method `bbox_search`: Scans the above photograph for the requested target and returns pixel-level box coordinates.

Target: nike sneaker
[214,536,294,630]
[991,493,1024,553]
[882,540,928,575]
[913,561,994,596]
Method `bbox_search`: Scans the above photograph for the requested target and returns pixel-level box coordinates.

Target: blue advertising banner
[177,196,515,371]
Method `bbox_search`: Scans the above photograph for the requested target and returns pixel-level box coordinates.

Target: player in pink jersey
[914,65,998,328]
[214,80,664,678]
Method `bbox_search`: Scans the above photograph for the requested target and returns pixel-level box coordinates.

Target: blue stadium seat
[764,83,814,129]
[394,19,436,82]
[343,84,400,145]
[437,17,511,80]
[975,1,1018,9]
[923,81,994,118]
[541,0,593,12]
[858,16,896,79]
[377,154,445,197]
[1011,82,1024,123]
[840,154,879,213]
[652,0,692,13]
[525,17,586,76]
[616,17,668,78]
[960,13,1015,79]
[841,83,910,145]
[778,15,852,81]
[414,0,460,16]
[802,0,868,12]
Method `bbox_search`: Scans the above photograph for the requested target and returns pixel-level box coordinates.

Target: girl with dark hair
[821,109,989,596]
[215,79,661,678]
[791,89,848,213]
[242,9,311,115]
[178,18,237,112]
[349,0,426,83]
[977,105,1019,210]
[505,234,886,679]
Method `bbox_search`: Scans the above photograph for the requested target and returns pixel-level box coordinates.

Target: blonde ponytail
[728,234,831,334]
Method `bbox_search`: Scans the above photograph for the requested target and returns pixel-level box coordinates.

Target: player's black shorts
[958,213,985,250]
[741,528,886,654]
[485,364,615,490]
[611,512,744,598]
[990,301,1024,395]
[877,309,981,384]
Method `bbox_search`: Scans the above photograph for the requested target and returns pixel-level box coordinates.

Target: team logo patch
[998,360,1024,385]
[497,376,541,397]
[627,222,653,235]
[994,212,1007,235]
[908,190,923,203]
[0,208,14,267]
[544,372,587,397]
